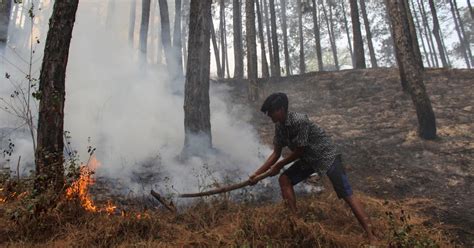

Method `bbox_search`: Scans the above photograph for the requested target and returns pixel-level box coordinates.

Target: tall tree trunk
[106,0,116,28]
[233,0,244,79]
[453,0,473,67]
[468,0,474,20]
[322,0,338,70]
[280,0,291,75]
[269,0,280,77]
[359,0,377,67]
[35,0,79,194]
[263,0,274,75]
[428,0,448,67]
[173,0,185,76]
[417,0,438,67]
[349,0,366,69]
[0,0,12,45]
[158,0,173,68]
[183,0,212,153]
[404,0,423,68]
[182,0,190,72]
[386,0,436,140]
[224,28,230,78]
[128,0,136,45]
[211,21,223,78]
[140,0,151,56]
[219,0,226,79]
[341,0,354,67]
[311,0,324,71]
[297,0,305,74]
[246,0,258,101]
[411,0,432,67]
[256,0,269,78]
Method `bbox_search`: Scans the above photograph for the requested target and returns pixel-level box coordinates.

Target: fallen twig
[150,190,176,213]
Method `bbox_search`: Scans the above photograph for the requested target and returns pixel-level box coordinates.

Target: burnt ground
[222,68,473,246]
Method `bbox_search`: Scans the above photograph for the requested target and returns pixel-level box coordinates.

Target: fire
[65,156,117,214]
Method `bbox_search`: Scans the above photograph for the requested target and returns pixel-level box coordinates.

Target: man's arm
[268,147,304,176]
[250,145,282,180]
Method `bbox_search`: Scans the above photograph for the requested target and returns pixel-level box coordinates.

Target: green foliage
[386,209,439,248]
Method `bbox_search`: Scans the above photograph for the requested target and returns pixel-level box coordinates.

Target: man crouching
[249,92,376,241]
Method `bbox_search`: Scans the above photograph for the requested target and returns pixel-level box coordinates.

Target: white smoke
[1,0,273,197]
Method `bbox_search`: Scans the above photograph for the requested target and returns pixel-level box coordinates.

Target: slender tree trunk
[106,0,116,28]
[158,0,173,68]
[182,0,190,71]
[256,0,269,78]
[224,29,230,78]
[183,0,212,153]
[349,0,366,68]
[453,0,473,67]
[246,0,258,101]
[359,0,377,67]
[219,0,226,78]
[269,0,281,77]
[322,0,338,70]
[233,0,244,79]
[280,0,291,75]
[35,0,79,194]
[311,0,324,71]
[263,0,274,75]
[417,0,438,67]
[140,0,151,56]
[128,0,137,46]
[405,0,423,68]
[211,21,223,78]
[297,0,305,74]
[411,0,432,67]
[173,0,184,75]
[386,0,436,140]
[468,0,474,20]
[428,0,448,67]
[0,0,12,45]
[341,0,354,67]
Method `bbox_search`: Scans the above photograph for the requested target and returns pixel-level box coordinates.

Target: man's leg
[279,174,297,212]
[343,195,375,240]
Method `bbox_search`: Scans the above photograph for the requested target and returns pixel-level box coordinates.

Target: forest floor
[0,68,472,247]
[226,67,474,246]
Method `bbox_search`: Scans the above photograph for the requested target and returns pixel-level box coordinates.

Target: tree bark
[35,0,79,194]
[349,0,366,69]
[404,0,423,68]
[428,0,448,68]
[311,0,324,71]
[233,0,244,79]
[269,0,281,77]
[386,0,436,140]
[297,0,305,74]
[183,0,212,153]
[322,0,338,70]
[219,0,226,79]
[173,0,185,75]
[341,0,354,68]
[359,0,377,67]
[158,0,174,68]
[453,0,473,67]
[411,0,432,67]
[140,0,151,56]
[263,0,274,75]
[246,0,258,101]
[280,0,291,75]
[468,0,474,20]
[417,0,438,67]
[211,21,223,78]
[0,0,12,45]
[256,0,269,78]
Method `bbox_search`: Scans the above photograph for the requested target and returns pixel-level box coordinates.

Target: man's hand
[249,174,259,185]
[268,165,281,177]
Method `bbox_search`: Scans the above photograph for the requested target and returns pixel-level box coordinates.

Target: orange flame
[65,156,117,214]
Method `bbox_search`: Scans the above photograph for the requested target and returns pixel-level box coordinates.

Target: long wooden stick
[178,170,272,198]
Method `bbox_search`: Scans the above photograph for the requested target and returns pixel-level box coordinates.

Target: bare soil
[224,68,474,246]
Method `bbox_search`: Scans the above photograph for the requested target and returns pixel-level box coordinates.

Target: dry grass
[0,178,457,248]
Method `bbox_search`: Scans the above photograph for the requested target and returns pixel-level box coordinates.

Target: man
[249,92,376,240]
